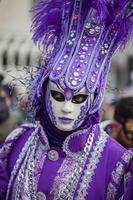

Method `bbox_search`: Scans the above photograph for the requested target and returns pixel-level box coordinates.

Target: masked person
[0,0,133,199]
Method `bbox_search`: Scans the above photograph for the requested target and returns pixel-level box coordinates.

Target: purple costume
[0,0,133,199]
[0,122,133,199]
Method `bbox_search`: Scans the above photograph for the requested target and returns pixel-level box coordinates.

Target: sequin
[74,72,79,77]
[64,55,68,59]
[95,26,100,32]
[60,60,64,64]
[72,80,78,85]
[82,46,88,51]
[104,43,109,48]
[80,55,85,59]
[85,22,91,29]
[89,29,95,34]
[57,67,61,71]
[91,77,95,82]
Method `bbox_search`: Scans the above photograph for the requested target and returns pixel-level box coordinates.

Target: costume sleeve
[0,126,25,199]
[0,160,8,199]
[0,124,35,199]
[122,153,133,200]
[107,149,133,200]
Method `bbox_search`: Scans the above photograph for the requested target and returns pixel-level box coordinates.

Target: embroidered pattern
[124,172,131,189]
[5,126,39,200]
[62,129,88,158]
[73,104,88,129]
[106,183,117,200]
[46,89,57,126]
[34,141,48,184]
[112,162,125,185]
[76,129,108,199]
[0,127,24,166]
[51,126,96,199]
[122,151,133,164]
[50,157,79,199]
[5,124,49,200]
[107,150,133,200]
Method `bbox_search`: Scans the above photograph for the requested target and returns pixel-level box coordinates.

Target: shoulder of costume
[107,147,133,198]
[99,125,133,160]
[4,123,37,143]
[0,123,38,166]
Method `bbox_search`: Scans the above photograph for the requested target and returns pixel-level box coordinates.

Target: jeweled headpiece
[31,0,133,114]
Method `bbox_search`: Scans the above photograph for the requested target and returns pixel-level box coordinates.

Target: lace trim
[62,129,88,158]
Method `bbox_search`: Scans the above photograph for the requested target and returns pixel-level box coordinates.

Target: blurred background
[0,0,133,145]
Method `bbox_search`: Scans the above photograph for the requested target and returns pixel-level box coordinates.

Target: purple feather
[31,0,74,53]
[30,0,133,120]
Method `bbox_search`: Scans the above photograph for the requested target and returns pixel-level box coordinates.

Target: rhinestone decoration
[37,192,47,200]
[86,20,119,93]
[72,80,78,86]
[48,150,59,161]
[50,0,81,80]
[66,11,102,90]
[55,126,96,199]
[74,72,79,77]
[76,129,108,199]
[85,22,91,29]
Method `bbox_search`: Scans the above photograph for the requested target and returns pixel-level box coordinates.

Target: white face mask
[45,80,94,131]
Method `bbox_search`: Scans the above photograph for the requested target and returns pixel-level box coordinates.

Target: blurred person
[101,97,133,149]
[101,97,116,121]
[112,97,133,149]
[0,84,23,145]
[0,1,133,200]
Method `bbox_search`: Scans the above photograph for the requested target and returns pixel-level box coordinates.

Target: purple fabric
[38,147,65,198]
[7,127,35,176]
[0,123,133,199]
[0,160,8,199]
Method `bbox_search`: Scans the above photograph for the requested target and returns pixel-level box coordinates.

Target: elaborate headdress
[31,0,133,115]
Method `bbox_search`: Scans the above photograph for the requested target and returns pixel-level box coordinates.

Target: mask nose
[61,101,72,114]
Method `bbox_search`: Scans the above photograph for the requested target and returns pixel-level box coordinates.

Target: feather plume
[31,0,74,54]
[31,0,133,53]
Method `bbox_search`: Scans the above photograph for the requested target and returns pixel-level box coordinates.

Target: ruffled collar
[38,124,98,158]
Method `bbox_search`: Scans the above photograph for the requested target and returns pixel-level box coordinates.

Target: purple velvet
[0,160,8,199]
[1,123,132,199]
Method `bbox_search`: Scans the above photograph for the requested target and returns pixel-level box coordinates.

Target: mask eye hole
[72,94,88,104]
[51,90,65,102]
